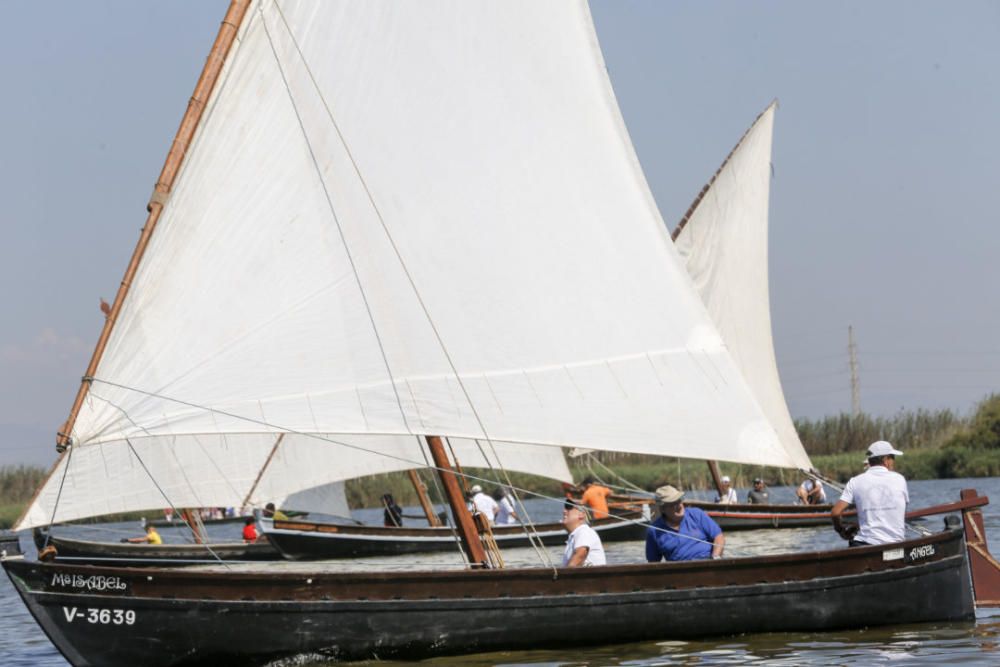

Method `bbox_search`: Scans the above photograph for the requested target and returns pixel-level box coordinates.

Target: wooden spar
[706,460,726,498]
[241,434,286,509]
[960,488,1000,606]
[53,0,252,452]
[425,436,487,567]
[181,509,205,545]
[407,469,442,527]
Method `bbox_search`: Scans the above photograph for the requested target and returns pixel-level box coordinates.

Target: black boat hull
[264,513,649,559]
[36,533,280,565]
[3,528,974,667]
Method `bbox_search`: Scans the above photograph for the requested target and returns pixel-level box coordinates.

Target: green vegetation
[2,396,998,521]
[1,465,47,529]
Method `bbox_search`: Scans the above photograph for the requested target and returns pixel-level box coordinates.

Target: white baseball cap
[470,484,483,493]
[721,475,731,483]
[866,441,903,458]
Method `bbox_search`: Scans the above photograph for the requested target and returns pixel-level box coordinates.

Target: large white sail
[19,1,786,529]
[673,103,812,471]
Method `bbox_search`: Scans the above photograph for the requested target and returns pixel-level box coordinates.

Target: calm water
[2,477,999,666]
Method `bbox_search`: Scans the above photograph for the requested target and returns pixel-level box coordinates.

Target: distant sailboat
[4,3,995,665]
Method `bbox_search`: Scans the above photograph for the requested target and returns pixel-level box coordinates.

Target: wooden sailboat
[4,3,999,666]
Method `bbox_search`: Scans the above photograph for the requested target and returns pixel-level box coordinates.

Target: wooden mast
[14,0,253,532]
[54,0,252,451]
[407,469,442,527]
[706,460,727,499]
[425,436,487,567]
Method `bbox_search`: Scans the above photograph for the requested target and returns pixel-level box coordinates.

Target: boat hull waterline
[3,528,973,667]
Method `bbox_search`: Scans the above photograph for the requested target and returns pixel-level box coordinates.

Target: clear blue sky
[1,1,998,466]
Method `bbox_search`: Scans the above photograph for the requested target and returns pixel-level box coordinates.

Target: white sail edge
[673,102,812,471]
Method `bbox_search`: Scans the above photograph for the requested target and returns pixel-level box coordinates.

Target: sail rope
[262,3,560,572]
[42,437,76,549]
[256,0,416,439]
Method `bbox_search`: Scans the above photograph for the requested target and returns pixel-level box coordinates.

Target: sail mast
[425,436,487,567]
[54,0,252,451]
[407,470,443,527]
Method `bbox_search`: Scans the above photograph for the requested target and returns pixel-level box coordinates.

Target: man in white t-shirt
[467,485,499,525]
[561,502,606,567]
[831,441,909,546]
[495,488,519,525]
[715,476,738,504]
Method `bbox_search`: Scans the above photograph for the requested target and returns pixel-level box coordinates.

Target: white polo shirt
[471,492,499,525]
[563,524,606,566]
[839,465,909,545]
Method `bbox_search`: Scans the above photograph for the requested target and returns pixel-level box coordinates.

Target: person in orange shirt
[579,477,612,520]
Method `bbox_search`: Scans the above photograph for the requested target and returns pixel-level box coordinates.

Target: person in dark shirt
[382,493,404,527]
[746,478,771,504]
[645,485,724,561]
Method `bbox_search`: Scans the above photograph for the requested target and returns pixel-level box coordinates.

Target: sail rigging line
[41,440,75,549]
[123,438,230,568]
[255,2,414,439]
[241,433,285,509]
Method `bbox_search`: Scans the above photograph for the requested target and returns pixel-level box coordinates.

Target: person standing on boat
[796,478,827,505]
[561,501,606,567]
[747,478,771,504]
[494,487,519,525]
[831,441,909,547]
[468,484,499,525]
[646,485,725,561]
[382,493,404,527]
[715,476,738,504]
[579,477,613,519]
[124,524,162,545]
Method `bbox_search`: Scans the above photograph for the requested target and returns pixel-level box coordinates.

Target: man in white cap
[467,484,499,525]
[831,441,909,546]
[714,476,738,504]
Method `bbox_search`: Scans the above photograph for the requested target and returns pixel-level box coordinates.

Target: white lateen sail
[673,102,812,471]
[18,0,784,529]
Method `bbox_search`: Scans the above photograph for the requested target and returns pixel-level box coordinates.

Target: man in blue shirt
[646,485,725,562]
